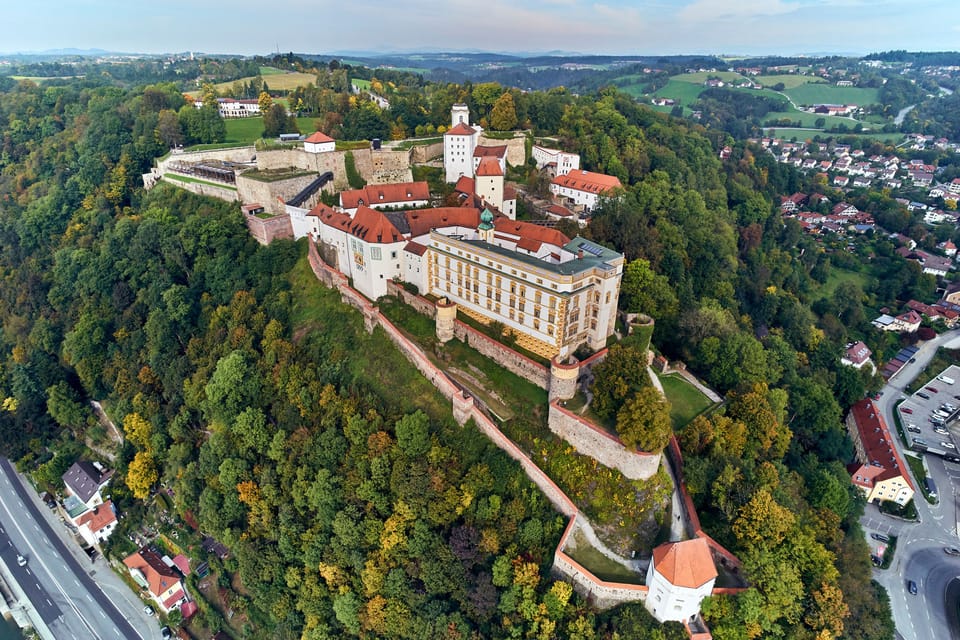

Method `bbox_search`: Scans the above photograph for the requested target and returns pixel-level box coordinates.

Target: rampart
[548,401,661,481]
[409,141,444,164]
[479,134,527,167]
[161,177,239,203]
[236,173,321,215]
[385,281,437,319]
[452,320,550,389]
[244,213,293,245]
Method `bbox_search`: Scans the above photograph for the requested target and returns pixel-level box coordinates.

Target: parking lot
[897,364,960,461]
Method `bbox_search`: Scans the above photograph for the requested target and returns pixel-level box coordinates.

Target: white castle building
[307,202,623,359]
[444,104,482,183]
[645,538,718,625]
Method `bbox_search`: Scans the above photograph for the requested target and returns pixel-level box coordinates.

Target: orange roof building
[846,399,915,505]
[550,169,622,211]
[645,539,717,623]
[340,182,430,212]
[124,547,185,613]
[304,131,336,153]
[74,500,118,546]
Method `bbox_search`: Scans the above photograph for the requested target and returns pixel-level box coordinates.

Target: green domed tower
[479,208,495,241]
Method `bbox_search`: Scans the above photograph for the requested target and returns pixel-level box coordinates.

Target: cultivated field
[186,71,319,97]
[754,75,826,89]
[784,84,880,106]
[671,71,747,84]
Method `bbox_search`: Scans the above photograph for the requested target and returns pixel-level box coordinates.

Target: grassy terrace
[162,174,236,190]
[657,373,714,429]
[239,168,315,182]
[565,530,644,584]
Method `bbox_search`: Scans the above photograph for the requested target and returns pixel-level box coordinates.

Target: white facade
[444,104,482,183]
[644,540,717,624]
[532,145,580,176]
[550,170,622,212]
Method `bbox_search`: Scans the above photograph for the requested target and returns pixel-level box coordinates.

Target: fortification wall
[237,173,319,215]
[351,148,414,184]
[548,402,661,481]
[156,146,256,173]
[244,214,293,245]
[453,320,550,389]
[385,281,437,318]
[479,134,526,167]
[161,177,239,203]
[410,141,444,164]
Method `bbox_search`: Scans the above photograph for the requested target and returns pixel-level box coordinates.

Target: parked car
[918,392,931,400]
[908,579,918,595]
[926,386,940,393]
[944,547,960,556]
[143,605,155,617]
[160,627,172,640]
[935,427,948,435]
[903,407,914,414]
[942,441,957,449]
[908,425,923,433]
[871,532,890,542]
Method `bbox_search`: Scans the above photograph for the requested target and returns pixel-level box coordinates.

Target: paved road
[0,522,61,622]
[0,458,145,640]
[866,331,960,640]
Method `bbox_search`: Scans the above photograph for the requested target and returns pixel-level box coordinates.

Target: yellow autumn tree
[123,412,153,450]
[126,451,158,499]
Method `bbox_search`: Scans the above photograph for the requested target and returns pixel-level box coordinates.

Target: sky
[5,0,960,57]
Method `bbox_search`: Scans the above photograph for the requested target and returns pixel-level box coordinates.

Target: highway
[0,458,147,640]
[866,331,960,640]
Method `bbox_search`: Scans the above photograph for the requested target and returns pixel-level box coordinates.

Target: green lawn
[818,266,870,301]
[672,71,746,84]
[755,75,827,89]
[652,80,708,106]
[565,531,644,584]
[658,373,714,429]
[163,174,236,190]
[224,116,323,144]
[784,84,880,107]
[904,454,936,504]
[351,78,371,90]
[258,66,285,75]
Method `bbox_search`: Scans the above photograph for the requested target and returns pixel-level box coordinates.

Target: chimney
[577,249,584,260]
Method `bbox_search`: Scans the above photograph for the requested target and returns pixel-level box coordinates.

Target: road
[866,331,960,640]
[0,458,150,640]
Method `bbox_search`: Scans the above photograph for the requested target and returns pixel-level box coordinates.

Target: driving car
[944,454,960,463]
[944,547,960,556]
[16,554,26,567]
[907,579,918,595]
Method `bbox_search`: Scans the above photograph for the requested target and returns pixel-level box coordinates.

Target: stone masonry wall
[237,173,321,215]
[156,146,256,173]
[548,401,661,481]
[244,214,293,245]
[453,320,550,389]
[479,134,526,167]
[161,177,239,203]
[409,141,444,164]
[385,281,437,319]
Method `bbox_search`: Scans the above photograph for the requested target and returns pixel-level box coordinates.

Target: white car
[16,554,26,567]
[942,441,957,450]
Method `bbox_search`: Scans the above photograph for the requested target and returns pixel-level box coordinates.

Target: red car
[926,386,939,393]
[903,407,914,414]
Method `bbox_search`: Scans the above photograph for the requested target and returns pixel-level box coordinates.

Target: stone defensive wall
[479,134,527,167]
[385,281,437,319]
[161,177,239,203]
[244,213,293,246]
[237,173,322,215]
[255,147,412,189]
[452,320,550,389]
[409,141,444,164]
[156,146,257,174]
[548,401,661,481]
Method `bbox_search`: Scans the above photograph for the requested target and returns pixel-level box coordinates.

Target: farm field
[351,78,371,90]
[784,84,880,106]
[754,75,826,89]
[258,66,285,75]
[186,71,318,97]
[671,71,746,83]
[652,80,708,106]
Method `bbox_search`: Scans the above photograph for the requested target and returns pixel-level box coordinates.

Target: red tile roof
[124,548,181,598]
[75,501,116,532]
[306,203,337,218]
[493,218,570,248]
[340,182,430,210]
[848,399,914,490]
[454,175,476,195]
[405,207,480,237]
[652,538,717,589]
[348,206,404,244]
[305,131,334,144]
[475,156,503,177]
[844,341,872,365]
[404,241,428,257]
[172,554,191,576]
[551,169,622,195]
[161,588,186,610]
[445,123,476,136]
[473,145,507,158]
[546,204,574,217]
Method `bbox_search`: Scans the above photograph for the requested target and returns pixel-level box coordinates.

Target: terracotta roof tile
[454,176,476,195]
[305,131,335,144]
[493,218,570,248]
[340,182,430,210]
[124,548,181,598]
[473,145,507,158]
[75,500,117,532]
[404,241,428,256]
[348,206,404,244]
[849,399,914,490]
[551,170,622,195]
[445,123,476,136]
[475,156,503,177]
[405,207,480,237]
[652,539,717,589]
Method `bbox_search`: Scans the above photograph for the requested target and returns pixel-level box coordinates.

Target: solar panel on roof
[577,241,603,257]
[903,346,919,354]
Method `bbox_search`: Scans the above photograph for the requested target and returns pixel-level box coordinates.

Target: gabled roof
[404,241,428,257]
[473,145,507,159]
[305,131,335,144]
[348,206,404,244]
[475,156,503,177]
[849,399,915,490]
[844,341,871,364]
[551,169,621,195]
[62,462,112,504]
[75,500,117,532]
[493,218,570,248]
[454,175,476,195]
[405,207,481,237]
[124,547,181,598]
[305,203,337,218]
[652,538,717,589]
[340,182,430,210]
[445,122,476,136]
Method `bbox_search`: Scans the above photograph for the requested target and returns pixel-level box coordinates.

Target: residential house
[832,203,859,217]
[532,145,580,176]
[62,461,112,514]
[124,547,186,613]
[846,399,915,506]
[339,182,430,215]
[74,500,118,547]
[841,341,873,369]
[833,175,849,187]
[942,281,960,306]
[550,169,622,212]
[893,310,923,332]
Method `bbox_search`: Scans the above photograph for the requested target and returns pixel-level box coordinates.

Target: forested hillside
[0,70,894,639]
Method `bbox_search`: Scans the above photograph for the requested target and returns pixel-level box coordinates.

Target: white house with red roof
[841,341,873,370]
[124,547,186,614]
[303,131,335,154]
[472,145,507,176]
[550,170,622,212]
[444,104,482,183]
[74,500,118,547]
[532,145,580,176]
[645,538,717,624]
[339,182,430,215]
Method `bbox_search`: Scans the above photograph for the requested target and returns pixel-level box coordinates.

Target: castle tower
[475,156,504,212]
[444,105,480,183]
[451,103,470,128]
[549,356,580,402]
[436,298,457,343]
[645,539,717,623]
[478,208,495,243]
